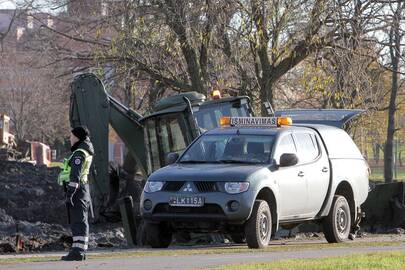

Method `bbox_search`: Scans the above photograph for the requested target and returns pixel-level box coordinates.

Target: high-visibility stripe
[58,148,92,185]
[68,182,79,188]
[72,243,88,250]
[73,236,89,242]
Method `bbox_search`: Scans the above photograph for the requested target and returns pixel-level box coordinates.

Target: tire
[244,200,272,249]
[322,195,351,243]
[145,222,172,248]
[230,233,246,244]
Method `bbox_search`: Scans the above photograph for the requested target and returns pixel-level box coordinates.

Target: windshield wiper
[179,160,218,164]
[218,159,260,164]
[179,160,261,164]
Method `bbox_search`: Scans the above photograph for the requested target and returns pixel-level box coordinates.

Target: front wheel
[322,195,351,243]
[245,200,272,249]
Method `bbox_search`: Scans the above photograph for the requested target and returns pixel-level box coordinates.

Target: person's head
[70,126,89,146]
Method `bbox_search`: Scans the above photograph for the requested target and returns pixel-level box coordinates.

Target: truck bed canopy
[274,109,365,129]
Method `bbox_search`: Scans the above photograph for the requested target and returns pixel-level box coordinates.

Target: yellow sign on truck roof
[220,116,292,127]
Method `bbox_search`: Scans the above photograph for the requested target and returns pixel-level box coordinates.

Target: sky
[0,0,64,14]
[0,1,16,9]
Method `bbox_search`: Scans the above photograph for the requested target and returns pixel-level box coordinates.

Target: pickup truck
[141,111,369,248]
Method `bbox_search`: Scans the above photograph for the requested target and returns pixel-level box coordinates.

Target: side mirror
[166,152,179,165]
[279,153,298,167]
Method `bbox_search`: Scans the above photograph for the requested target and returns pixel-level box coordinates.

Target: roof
[142,94,250,121]
[153,92,206,112]
[199,96,250,107]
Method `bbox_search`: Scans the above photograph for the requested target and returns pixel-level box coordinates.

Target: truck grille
[162,181,184,191]
[153,203,224,215]
[195,181,217,193]
[162,181,218,192]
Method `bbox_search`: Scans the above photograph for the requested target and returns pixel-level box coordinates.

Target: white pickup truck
[141,110,369,248]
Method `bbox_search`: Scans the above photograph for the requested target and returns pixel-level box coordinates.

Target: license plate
[169,196,204,207]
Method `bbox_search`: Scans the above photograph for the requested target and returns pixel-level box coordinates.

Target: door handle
[298,171,304,177]
[322,167,328,173]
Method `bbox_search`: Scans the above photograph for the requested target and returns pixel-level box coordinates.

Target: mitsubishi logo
[183,183,193,192]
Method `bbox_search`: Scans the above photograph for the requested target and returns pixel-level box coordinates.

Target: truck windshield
[179,134,275,164]
[194,99,250,130]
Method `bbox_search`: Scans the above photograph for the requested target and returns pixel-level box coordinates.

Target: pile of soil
[0,161,126,253]
[0,161,66,224]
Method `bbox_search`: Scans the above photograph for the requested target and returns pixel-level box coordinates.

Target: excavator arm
[70,74,147,212]
[70,73,253,223]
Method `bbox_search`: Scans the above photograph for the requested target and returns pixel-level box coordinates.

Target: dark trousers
[70,184,90,252]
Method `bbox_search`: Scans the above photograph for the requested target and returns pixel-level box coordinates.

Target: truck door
[273,134,307,219]
[292,132,329,217]
[144,112,192,173]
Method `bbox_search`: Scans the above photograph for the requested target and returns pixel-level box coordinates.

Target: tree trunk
[373,143,380,165]
[250,0,274,116]
[259,77,274,116]
[180,45,206,94]
[384,5,401,183]
[163,0,206,95]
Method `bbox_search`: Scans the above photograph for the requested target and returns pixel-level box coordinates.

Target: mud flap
[349,207,365,240]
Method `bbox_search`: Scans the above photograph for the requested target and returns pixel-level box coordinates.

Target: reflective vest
[57,149,93,186]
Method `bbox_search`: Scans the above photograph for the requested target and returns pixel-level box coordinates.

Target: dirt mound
[0,161,126,253]
[0,161,66,224]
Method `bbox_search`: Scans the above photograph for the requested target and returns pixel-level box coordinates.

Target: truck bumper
[141,190,255,223]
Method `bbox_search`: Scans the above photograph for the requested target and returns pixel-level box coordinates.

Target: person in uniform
[59,126,94,261]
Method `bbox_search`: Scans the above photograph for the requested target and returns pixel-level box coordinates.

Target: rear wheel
[323,195,351,243]
[245,200,272,249]
[145,222,172,248]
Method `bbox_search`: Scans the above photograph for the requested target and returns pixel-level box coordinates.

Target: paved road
[2,244,405,270]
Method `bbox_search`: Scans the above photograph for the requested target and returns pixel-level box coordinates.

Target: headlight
[224,182,249,194]
[144,181,165,193]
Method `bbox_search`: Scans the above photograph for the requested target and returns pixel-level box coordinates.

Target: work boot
[61,248,86,261]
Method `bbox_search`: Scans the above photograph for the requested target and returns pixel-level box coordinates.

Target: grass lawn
[1,240,405,265]
[370,166,405,182]
[209,251,405,270]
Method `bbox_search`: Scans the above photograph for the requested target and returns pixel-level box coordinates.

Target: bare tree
[24,1,381,112]
[0,50,69,144]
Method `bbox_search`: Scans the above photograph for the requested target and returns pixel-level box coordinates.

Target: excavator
[70,73,405,244]
[69,73,253,224]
